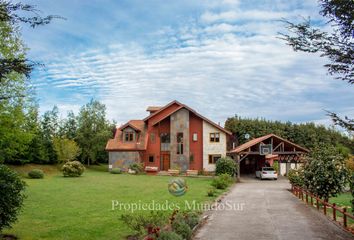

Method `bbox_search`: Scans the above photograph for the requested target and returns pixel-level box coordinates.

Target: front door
[162,153,170,171]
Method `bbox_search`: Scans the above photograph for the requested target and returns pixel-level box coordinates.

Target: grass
[3,164,225,240]
[330,193,352,209]
[328,192,354,227]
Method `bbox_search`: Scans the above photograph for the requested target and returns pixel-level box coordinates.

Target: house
[105,100,232,173]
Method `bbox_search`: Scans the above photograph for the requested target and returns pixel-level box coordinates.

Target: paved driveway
[194,177,352,240]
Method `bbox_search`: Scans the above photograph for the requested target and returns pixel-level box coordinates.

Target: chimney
[146,106,162,115]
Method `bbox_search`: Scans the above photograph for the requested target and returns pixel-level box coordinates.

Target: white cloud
[31,0,353,127]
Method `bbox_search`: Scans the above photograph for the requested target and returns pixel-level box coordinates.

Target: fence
[291,185,354,234]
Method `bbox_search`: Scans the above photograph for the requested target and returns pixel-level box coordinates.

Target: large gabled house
[105,100,232,173]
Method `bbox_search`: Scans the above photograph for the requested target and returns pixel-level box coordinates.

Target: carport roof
[229,134,309,154]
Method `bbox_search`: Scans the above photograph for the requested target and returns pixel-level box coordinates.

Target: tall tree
[59,111,77,140]
[0,20,33,164]
[40,106,60,163]
[279,0,353,133]
[76,99,112,165]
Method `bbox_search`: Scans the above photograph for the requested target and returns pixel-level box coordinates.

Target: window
[193,133,198,142]
[208,154,221,164]
[160,133,170,143]
[160,133,170,151]
[149,155,154,163]
[177,132,183,155]
[125,131,134,142]
[210,132,220,142]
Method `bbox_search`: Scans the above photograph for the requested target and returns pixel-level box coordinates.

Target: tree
[0,18,35,164]
[0,164,26,232]
[224,115,353,152]
[76,99,113,165]
[0,1,60,84]
[40,106,59,163]
[0,1,59,164]
[53,137,80,163]
[279,0,353,133]
[302,144,349,201]
[59,111,77,140]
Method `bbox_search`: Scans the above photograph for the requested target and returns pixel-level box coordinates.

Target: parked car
[256,167,277,180]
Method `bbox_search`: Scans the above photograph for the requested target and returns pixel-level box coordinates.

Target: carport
[228,134,309,180]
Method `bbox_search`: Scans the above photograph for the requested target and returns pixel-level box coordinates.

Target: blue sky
[22,0,353,126]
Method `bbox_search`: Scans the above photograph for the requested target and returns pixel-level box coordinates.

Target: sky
[21,0,354,126]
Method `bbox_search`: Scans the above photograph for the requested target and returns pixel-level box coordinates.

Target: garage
[228,134,309,180]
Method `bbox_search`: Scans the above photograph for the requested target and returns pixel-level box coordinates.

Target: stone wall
[170,108,190,171]
[108,151,141,171]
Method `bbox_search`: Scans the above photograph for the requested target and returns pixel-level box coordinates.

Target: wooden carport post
[236,154,240,182]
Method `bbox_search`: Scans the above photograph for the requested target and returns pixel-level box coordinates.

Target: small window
[149,155,154,163]
[208,154,221,164]
[160,133,170,143]
[177,132,183,155]
[193,133,198,142]
[125,132,134,142]
[210,132,220,142]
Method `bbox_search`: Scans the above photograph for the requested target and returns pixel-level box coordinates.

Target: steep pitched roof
[119,120,145,132]
[149,101,232,135]
[229,134,309,153]
[143,100,183,121]
[106,120,147,151]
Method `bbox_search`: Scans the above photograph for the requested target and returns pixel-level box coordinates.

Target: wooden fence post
[306,192,308,204]
[310,195,313,206]
[324,202,327,215]
[332,203,336,221]
[343,208,347,228]
[316,198,319,210]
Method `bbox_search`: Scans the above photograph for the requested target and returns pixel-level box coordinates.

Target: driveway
[194,176,352,240]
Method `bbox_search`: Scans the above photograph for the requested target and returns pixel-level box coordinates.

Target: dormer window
[124,131,135,142]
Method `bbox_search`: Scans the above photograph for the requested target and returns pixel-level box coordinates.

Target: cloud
[28,0,353,127]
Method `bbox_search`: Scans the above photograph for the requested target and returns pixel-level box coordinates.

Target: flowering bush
[62,161,85,177]
[288,168,304,187]
[302,144,349,200]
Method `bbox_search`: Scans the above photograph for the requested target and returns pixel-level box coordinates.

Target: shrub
[303,144,349,200]
[0,164,26,232]
[215,157,237,176]
[172,219,192,240]
[129,163,144,174]
[272,161,279,173]
[62,161,85,177]
[184,212,200,229]
[28,169,44,179]
[207,188,216,197]
[158,231,183,240]
[110,168,122,174]
[287,168,304,187]
[211,173,234,189]
[120,211,166,237]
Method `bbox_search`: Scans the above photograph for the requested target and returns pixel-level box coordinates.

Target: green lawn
[4,165,222,240]
[330,192,352,209]
[329,192,354,226]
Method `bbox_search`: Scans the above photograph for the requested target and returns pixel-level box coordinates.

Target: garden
[0,158,237,240]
